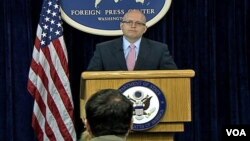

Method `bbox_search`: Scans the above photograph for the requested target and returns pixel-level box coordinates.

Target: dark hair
[85,89,133,137]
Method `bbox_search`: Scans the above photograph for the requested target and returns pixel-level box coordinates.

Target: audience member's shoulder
[79,131,91,141]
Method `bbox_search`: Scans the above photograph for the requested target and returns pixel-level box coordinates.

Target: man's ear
[120,23,124,30]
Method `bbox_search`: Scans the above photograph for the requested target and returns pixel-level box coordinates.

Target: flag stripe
[32,38,74,141]
[28,79,57,141]
[28,68,65,141]
[27,0,76,140]
[43,43,75,125]
[52,38,69,76]
[47,41,74,113]
[34,27,74,132]
[32,113,45,141]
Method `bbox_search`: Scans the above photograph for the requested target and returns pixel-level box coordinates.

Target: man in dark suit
[87,9,177,71]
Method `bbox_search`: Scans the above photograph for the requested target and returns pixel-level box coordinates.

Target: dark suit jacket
[87,37,177,71]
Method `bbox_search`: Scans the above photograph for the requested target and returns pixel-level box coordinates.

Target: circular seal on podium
[119,80,167,131]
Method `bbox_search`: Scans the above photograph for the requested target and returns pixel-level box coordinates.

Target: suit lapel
[111,38,128,70]
[135,38,150,69]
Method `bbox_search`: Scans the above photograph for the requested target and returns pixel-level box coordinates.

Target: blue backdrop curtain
[0,0,249,141]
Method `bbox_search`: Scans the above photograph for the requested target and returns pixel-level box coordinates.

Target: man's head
[120,9,147,43]
[85,89,133,137]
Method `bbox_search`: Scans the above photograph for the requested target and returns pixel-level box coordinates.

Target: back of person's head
[85,89,133,137]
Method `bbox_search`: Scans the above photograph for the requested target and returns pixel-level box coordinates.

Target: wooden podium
[80,70,195,141]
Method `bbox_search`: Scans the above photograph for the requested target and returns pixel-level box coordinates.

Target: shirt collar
[122,36,142,50]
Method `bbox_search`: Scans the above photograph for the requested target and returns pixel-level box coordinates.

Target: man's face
[120,11,147,42]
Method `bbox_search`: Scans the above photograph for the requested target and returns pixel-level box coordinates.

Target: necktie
[126,44,136,71]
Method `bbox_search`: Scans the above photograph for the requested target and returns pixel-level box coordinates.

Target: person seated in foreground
[82,89,134,141]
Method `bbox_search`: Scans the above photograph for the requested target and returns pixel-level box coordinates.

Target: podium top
[82,70,195,79]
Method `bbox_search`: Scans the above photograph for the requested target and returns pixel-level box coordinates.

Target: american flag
[27,0,76,140]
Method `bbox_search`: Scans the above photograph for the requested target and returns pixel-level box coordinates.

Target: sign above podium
[61,0,172,36]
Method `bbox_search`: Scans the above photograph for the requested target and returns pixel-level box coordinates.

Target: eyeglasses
[122,20,146,27]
